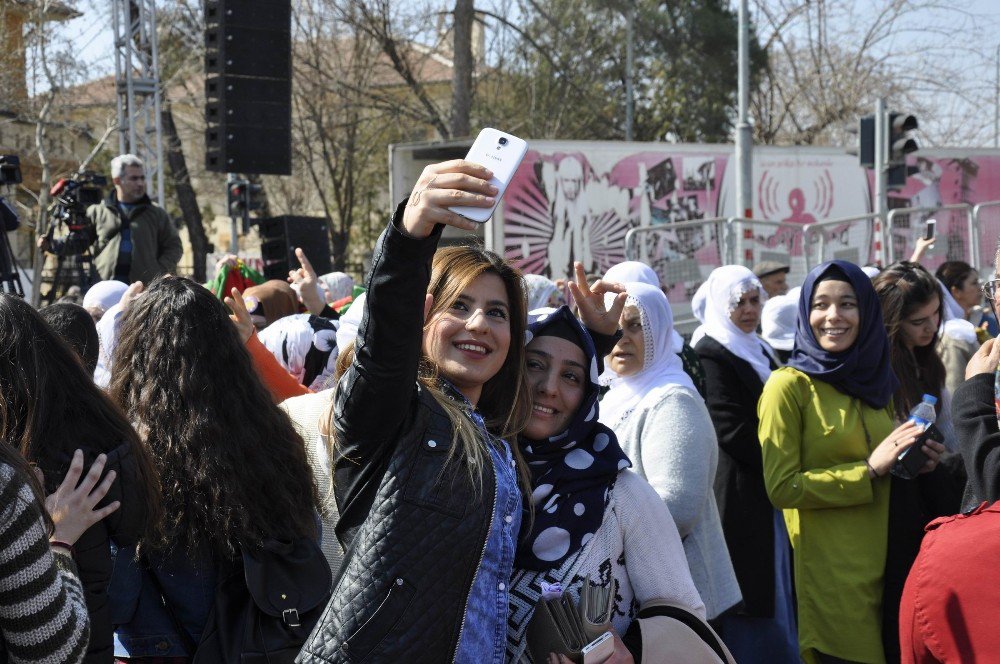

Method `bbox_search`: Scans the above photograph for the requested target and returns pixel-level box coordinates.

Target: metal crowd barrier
[802,213,881,270]
[972,201,1000,271]
[885,203,974,268]
[617,200,1000,310]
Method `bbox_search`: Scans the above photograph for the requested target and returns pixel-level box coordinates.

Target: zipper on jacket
[451,452,499,663]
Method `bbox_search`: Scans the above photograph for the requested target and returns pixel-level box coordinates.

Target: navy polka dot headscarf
[515,305,631,571]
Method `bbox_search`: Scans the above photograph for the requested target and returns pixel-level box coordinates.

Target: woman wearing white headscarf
[318,271,354,303]
[82,280,128,321]
[604,261,708,397]
[693,266,798,662]
[600,281,741,620]
[523,273,563,311]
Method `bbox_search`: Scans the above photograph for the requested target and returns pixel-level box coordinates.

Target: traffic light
[228,180,247,216]
[887,113,918,191]
[858,115,875,168]
[247,183,264,212]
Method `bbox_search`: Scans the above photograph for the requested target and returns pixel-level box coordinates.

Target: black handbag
[145,538,333,664]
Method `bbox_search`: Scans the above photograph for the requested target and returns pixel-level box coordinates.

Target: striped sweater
[0,462,90,663]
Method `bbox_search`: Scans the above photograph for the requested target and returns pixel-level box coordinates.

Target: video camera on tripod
[46,171,107,256]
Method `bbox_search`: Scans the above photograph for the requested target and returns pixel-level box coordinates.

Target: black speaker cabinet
[204,0,292,175]
[257,216,331,280]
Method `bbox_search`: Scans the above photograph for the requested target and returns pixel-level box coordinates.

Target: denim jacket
[455,438,523,662]
[109,543,219,658]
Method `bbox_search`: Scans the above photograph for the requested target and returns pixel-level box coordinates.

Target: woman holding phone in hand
[299,160,535,664]
[758,260,943,664]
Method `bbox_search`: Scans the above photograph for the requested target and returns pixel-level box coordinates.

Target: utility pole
[735,0,752,219]
[874,98,888,266]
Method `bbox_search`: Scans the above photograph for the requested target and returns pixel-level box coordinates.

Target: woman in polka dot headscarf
[505,266,705,663]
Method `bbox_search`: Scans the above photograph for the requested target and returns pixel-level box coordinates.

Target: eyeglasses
[982,279,1000,303]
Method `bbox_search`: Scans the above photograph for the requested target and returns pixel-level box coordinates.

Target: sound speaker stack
[258,216,331,280]
[204,0,292,175]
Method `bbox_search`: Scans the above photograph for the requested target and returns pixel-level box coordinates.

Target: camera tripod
[41,239,97,305]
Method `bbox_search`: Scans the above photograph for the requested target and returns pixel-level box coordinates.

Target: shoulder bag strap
[635,604,733,663]
[139,553,199,656]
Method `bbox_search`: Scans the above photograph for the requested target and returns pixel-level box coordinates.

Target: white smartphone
[450,128,528,223]
[924,218,936,241]
[581,631,615,664]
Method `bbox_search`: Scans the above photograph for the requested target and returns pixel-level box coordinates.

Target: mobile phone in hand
[924,218,936,241]
[450,128,528,223]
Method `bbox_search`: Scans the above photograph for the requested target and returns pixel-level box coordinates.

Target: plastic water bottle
[908,394,937,430]
[891,394,937,479]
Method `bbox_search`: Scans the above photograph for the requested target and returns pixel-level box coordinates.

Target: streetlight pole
[735,0,753,219]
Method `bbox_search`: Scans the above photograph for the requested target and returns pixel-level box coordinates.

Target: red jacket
[899,501,1000,662]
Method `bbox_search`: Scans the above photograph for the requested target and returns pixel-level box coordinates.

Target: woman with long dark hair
[872,262,952,439]
[107,276,320,661]
[299,160,534,663]
[871,261,961,663]
[0,294,160,664]
[758,260,944,664]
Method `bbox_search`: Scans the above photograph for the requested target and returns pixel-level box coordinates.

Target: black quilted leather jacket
[297,208,497,663]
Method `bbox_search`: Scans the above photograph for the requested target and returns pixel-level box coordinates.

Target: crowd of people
[4,157,1000,663]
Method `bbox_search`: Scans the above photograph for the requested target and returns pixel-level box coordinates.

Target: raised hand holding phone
[403,160,497,238]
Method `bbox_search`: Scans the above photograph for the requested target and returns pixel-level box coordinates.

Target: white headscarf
[258,313,339,391]
[761,287,800,352]
[83,280,128,314]
[319,272,354,302]
[93,302,125,388]
[938,280,979,344]
[335,291,366,351]
[700,265,774,383]
[604,261,684,353]
[599,282,696,430]
[523,274,560,311]
[688,280,711,347]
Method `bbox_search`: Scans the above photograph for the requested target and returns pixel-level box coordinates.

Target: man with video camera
[39,154,182,284]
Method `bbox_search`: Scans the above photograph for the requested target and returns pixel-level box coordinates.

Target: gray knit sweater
[609,384,742,619]
[0,463,90,663]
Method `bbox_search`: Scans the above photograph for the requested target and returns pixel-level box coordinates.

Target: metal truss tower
[111,0,165,205]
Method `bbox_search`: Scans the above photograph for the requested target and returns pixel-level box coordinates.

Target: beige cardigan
[279,389,344,574]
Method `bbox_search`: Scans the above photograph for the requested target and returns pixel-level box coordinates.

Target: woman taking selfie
[506,276,707,663]
[299,160,533,663]
[759,260,943,664]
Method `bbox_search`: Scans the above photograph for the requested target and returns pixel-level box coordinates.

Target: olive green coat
[758,367,894,664]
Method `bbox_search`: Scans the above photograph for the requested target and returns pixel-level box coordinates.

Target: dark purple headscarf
[788,260,899,409]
